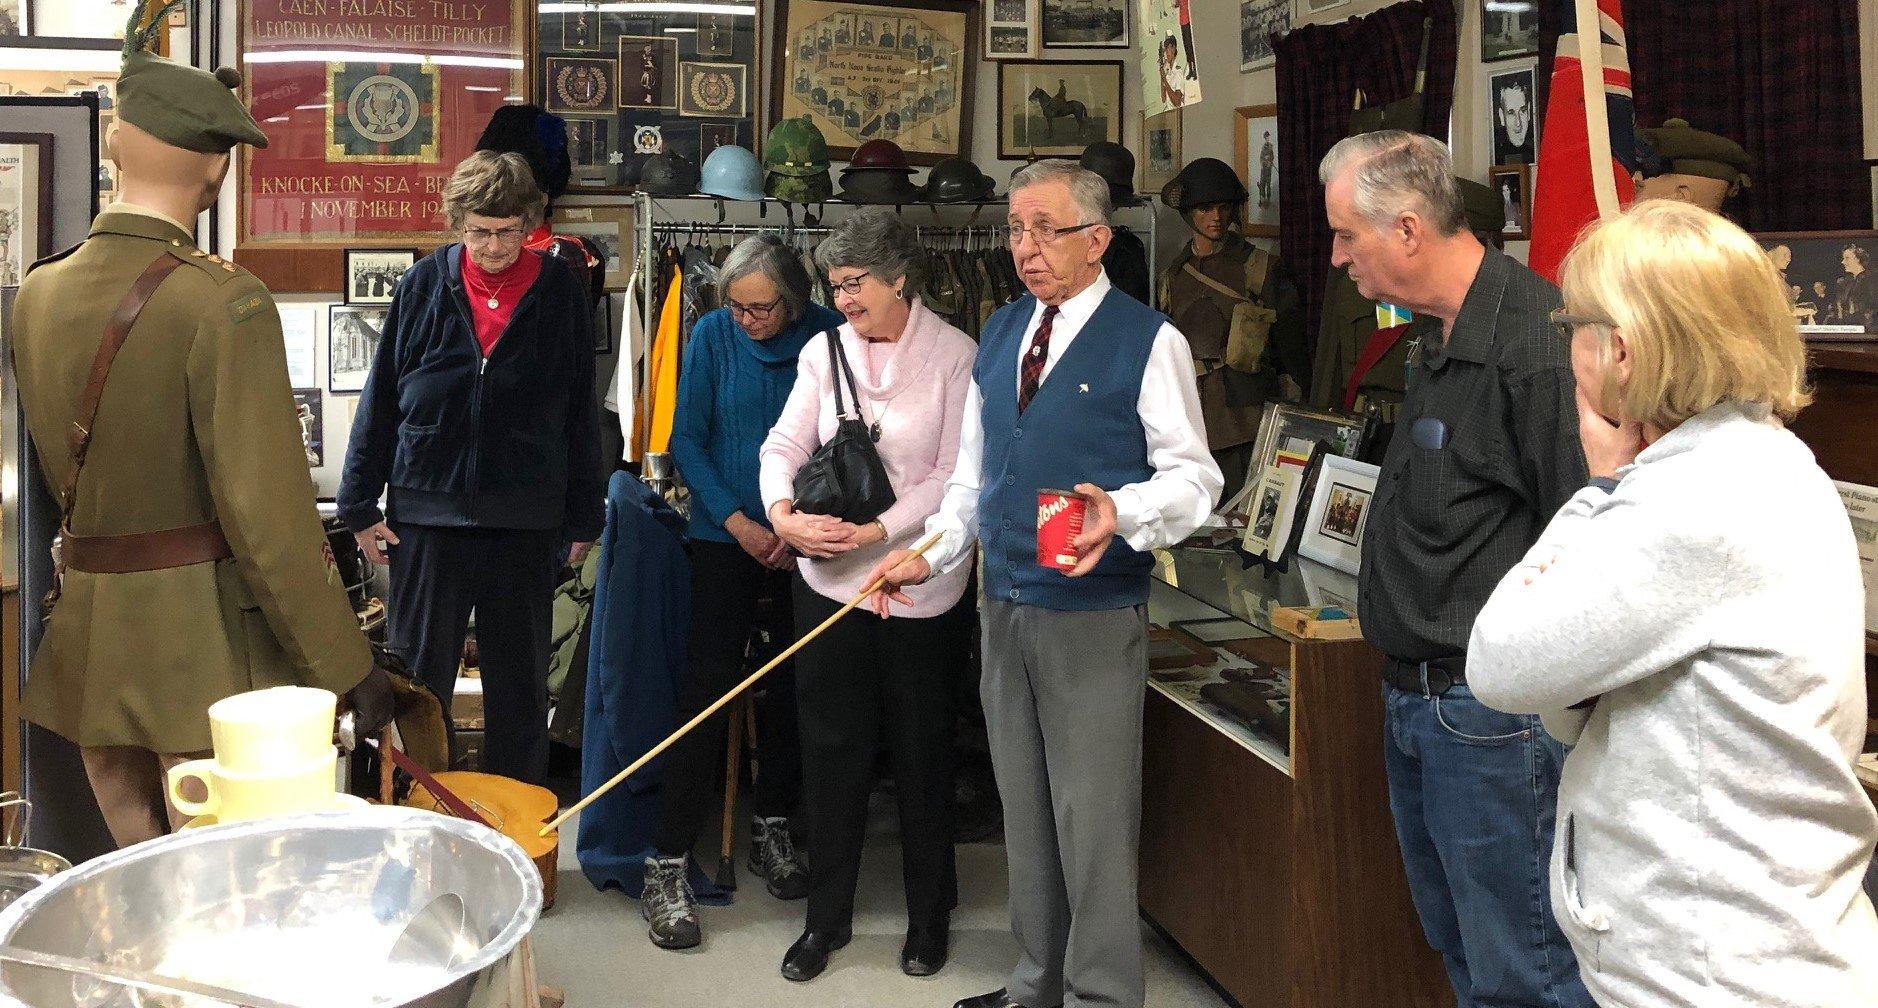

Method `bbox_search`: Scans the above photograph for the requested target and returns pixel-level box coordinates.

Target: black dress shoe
[901,921,949,976]
[953,990,1026,1008]
[780,928,850,982]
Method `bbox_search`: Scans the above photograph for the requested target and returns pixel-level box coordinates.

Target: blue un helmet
[699,144,765,202]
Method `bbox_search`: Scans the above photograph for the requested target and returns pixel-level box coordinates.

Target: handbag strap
[825,328,865,422]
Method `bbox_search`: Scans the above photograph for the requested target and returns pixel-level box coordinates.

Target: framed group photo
[1298,455,1381,576]
[343,248,416,306]
[984,0,1037,60]
[0,132,54,289]
[1042,0,1127,49]
[997,59,1123,160]
[1756,230,1878,337]
[1238,0,1289,73]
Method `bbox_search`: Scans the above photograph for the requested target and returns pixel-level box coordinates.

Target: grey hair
[1317,130,1467,237]
[814,207,925,292]
[442,151,547,232]
[1009,159,1112,227]
[719,235,812,325]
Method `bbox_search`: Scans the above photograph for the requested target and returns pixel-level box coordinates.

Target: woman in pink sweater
[759,208,976,983]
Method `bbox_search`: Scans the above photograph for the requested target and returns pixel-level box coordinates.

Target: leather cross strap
[53,253,232,579]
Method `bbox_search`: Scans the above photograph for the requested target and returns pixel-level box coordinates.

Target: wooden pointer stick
[542,530,943,836]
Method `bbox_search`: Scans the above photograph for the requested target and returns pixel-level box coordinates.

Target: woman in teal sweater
[642,235,842,951]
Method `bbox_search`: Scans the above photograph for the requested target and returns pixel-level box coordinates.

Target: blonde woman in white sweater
[1469,199,1878,1008]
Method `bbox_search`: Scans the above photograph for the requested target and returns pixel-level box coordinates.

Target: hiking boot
[640,855,701,949]
[748,816,809,901]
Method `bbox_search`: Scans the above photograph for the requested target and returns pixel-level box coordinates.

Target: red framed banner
[238,0,532,261]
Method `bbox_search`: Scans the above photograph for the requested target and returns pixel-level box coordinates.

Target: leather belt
[63,521,231,574]
[1381,656,1466,696]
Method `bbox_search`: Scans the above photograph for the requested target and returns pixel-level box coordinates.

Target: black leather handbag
[790,330,896,524]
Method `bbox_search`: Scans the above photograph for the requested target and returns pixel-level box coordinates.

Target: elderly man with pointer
[866,160,1221,1008]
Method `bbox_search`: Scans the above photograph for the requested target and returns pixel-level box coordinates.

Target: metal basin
[0,807,541,1007]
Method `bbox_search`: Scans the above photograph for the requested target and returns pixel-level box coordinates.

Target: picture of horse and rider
[997,60,1123,158]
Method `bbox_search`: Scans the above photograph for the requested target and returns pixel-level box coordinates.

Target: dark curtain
[1274,0,1458,340]
[1537,0,1866,231]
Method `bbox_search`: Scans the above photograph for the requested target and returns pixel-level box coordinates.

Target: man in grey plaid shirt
[1320,131,1594,1008]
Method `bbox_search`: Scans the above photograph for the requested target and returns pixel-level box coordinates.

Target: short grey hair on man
[719,234,812,324]
[814,206,925,292]
[1317,130,1467,237]
[1009,159,1112,227]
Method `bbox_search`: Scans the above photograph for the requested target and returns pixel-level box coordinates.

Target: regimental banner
[241,0,529,245]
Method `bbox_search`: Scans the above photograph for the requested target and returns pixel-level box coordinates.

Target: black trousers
[387,522,561,785]
[652,539,803,856]
[793,577,961,934]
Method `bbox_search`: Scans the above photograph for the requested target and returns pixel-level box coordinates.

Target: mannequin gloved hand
[344,666,398,738]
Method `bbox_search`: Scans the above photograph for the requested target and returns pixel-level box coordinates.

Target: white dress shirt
[921,271,1223,575]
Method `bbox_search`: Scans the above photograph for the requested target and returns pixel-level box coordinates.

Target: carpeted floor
[529,793,1234,1008]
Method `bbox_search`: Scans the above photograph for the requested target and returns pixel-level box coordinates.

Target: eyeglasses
[828,271,873,296]
[462,225,526,246]
[728,296,783,320]
[1550,308,1615,339]
[1007,221,1099,247]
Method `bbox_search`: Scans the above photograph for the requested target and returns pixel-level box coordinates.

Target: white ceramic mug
[206,686,337,775]
[167,752,339,823]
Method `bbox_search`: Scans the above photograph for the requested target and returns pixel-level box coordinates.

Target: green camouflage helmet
[763,116,830,177]
[765,169,833,204]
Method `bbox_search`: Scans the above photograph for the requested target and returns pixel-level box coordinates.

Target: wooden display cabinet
[1140,549,1448,1008]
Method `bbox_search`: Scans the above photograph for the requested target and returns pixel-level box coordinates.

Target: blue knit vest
[975,287,1162,611]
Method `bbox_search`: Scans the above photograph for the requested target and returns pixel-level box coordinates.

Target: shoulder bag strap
[827,328,865,422]
[825,329,850,420]
[1182,261,1251,304]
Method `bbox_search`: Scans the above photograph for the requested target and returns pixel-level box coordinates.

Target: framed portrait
[1140,109,1181,195]
[1239,0,1288,72]
[0,133,54,288]
[328,305,388,394]
[774,0,977,165]
[237,0,529,268]
[1298,455,1380,576]
[1240,464,1301,562]
[1233,103,1279,238]
[700,122,740,159]
[1135,0,1201,118]
[1481,0,1538,63]
[984,0,1037,61]
[562,6,600,51]
[997,59,1123,160]
[565,117,610,168]
[342,248,416,306]
[1042,0,1127,49]
[1489,65,1537,166]
[678,62,748,118]
[291,390,324,468]
[618,36,680,111]
[1488,164,1530,242]
[1247,403,1366,491]
[546,58,616,115]
[1755,231,1878,338]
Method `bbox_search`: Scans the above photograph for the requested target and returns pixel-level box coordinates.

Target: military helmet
[639,152,700,196]
[1079,142,1136,204]
[766,169,833,204]
[763,117,831,177]
[1162,157,1247,212]
[700,144,764,201]
[924,156,994,203]
[838,166,922,205]
[848,138,915,173]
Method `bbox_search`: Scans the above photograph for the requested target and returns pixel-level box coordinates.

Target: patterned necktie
[1018,304,1059,413]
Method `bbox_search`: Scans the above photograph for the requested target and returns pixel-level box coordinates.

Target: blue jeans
[1382,682,1593,1008]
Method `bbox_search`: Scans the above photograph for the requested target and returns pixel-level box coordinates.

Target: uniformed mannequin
[8,1,390,849]
[1632,118,1752,215]
[1157,157,1306,500]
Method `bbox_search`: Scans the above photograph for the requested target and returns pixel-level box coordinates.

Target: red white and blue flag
[1527,0,1645,283]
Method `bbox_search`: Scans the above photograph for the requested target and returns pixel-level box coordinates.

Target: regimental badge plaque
[546,57,615,114]
[326,62,440,164]
[679,62,747,118]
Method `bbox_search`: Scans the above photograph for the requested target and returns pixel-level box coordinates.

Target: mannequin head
[1182,201,1238,246]
[1632,171,1730,213]
[106,118,232,221]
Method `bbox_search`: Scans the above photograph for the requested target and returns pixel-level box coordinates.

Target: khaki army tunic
[1158,234,1293,451]
[10,210,370,754]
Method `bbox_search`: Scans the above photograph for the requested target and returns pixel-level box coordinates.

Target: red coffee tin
[1037,488,1088,572]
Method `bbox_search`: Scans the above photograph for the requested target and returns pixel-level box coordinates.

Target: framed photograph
[700,123,739,159]
[0,0,21,40]
[1135,0,1202,118]
[1304,0,1349,11]
[678,62,748,118]
[0,133,55,288]
[997,59,1123,160]
[774,0,977,165]
[554,219,627,293]
[1248,403,1366,487]
[697,12,737,56]
[25,0,129,44]
[328,305,388,395]
[1756,231,1878,337]
[292,390,325,468]
[545,58,616,115]
[619,36,680,110]
[1140,110,1181,196]
[1042,0,1127,49]
[565,117,610,168]
[1481,0,1538,63]
[1239,0,1289,72]
[1240,464,1302,562]
[343,248,415,306]
[984,0,1037,61]
[1298,455,1381,576]
[1234,103,1279,238]
[1489,66,1537,166]
[1489,165,1530,242]
[562,8,600,51]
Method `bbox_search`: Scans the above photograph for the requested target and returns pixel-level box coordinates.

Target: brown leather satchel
[44,254,233,617]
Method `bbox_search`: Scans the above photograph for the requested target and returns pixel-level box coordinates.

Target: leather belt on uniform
[1381,656,1466,696]
[62,521,232,575]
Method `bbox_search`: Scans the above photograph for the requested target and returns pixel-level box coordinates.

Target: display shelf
[1149,676,1291,776]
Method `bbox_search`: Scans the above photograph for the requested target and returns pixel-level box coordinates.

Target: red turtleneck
[461,249,541,357]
